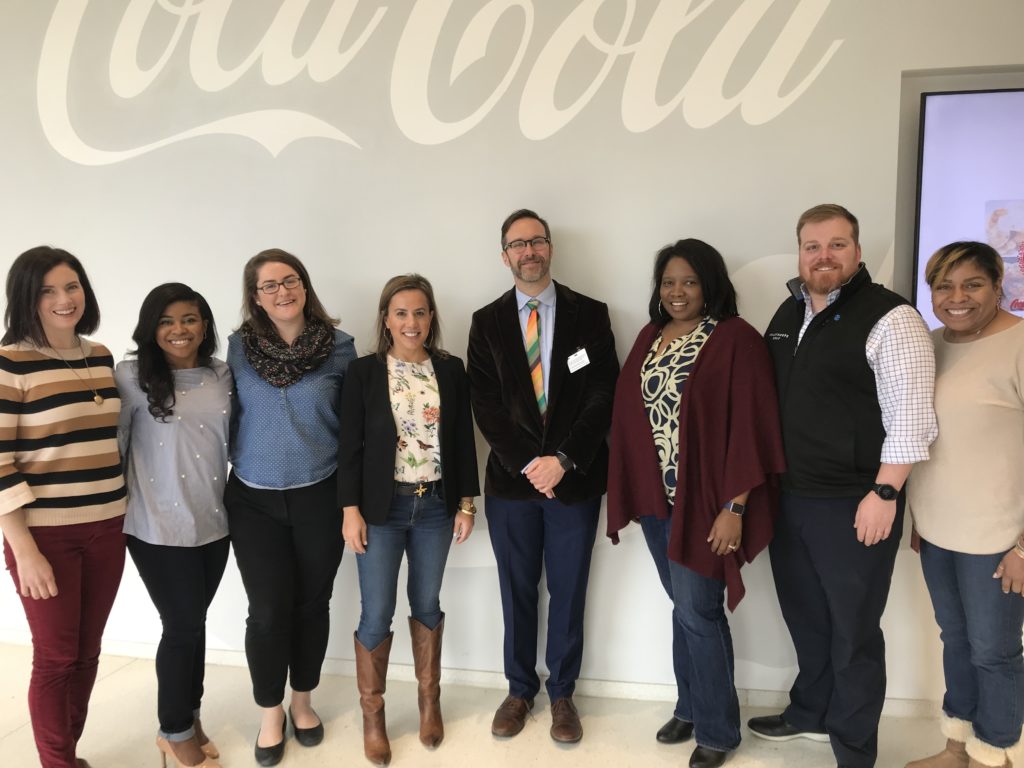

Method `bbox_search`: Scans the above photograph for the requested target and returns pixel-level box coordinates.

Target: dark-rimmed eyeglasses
[504,237,550,255]
[257,275,302,294]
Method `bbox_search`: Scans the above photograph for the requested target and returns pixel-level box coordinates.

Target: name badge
[567,347,590,373]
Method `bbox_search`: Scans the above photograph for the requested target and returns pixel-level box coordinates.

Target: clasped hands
[523,455,565,499]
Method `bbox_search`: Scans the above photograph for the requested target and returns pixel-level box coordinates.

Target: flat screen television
[913,88,1024,328]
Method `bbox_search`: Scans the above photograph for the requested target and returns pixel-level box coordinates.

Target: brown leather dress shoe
[491,695,534,737]
[550,697,583,743]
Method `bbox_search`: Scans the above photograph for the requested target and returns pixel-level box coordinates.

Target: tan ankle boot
[967,733,1010,768]
[355,633,393,766]
[906,738,968,768]
[409,616,444,748]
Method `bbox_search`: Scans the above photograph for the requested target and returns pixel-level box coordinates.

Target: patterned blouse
[641,319,717,502]
[388,356,442,482]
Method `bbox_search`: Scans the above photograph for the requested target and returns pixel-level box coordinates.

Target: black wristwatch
[724,501,746,516]
[871,483,899,501]
[555,451,574,472]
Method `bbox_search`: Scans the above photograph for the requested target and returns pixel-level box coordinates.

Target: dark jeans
[127,535,230,739]
[355,492,451,650]
[920,538,1024,749]
[769,492,902,768]
[639,515,741,752]
[4,516,126,768]
[485,494,599,701]
[225,472,343,706]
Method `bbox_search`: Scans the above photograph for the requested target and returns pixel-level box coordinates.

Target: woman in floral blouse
[338,274,479,766]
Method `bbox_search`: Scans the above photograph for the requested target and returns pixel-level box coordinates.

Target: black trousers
[225,472,343,707]
[769,492,903,768]
[127,535,230,737]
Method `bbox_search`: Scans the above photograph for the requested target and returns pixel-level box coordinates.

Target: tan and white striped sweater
[0,340,126,526]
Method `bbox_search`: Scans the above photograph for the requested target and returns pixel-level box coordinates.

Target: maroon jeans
[3,516,126,768]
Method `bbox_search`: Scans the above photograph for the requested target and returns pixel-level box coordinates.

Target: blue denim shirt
[228,328,356,490]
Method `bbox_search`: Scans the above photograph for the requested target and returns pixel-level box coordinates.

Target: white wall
[3,0,1024,704]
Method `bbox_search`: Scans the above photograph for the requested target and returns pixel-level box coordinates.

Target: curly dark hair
[127,283,218,421]
[647,239,739,325]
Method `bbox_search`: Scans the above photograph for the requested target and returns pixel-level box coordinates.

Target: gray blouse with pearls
[115,358,233,546]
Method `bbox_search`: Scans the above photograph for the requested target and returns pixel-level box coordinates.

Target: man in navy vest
[749,204,937,768]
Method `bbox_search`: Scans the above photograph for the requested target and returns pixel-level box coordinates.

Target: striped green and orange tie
[526,299,546,416]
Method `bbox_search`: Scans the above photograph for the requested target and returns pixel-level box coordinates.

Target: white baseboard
[0,633,940,718]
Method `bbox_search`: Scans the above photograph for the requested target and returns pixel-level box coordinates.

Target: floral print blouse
[387,355,443,482]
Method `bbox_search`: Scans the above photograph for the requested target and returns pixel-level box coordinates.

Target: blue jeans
[355,493,452,650]
[639,515,741,752]
[920,538,1024,749]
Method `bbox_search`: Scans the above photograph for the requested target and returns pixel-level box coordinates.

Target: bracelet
[458,501,477,516]
[1014,543,1024,560]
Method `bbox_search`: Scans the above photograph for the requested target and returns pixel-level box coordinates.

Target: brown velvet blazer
[467,281,619,504]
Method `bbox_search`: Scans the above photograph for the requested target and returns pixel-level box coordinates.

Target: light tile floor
[0,644,940,767]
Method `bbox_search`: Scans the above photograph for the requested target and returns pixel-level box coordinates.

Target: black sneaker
[747,714,829,742]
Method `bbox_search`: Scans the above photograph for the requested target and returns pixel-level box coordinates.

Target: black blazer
[467,281,618,504]
[337,352,479,525]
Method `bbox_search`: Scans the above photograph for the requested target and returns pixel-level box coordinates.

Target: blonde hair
[924,241,1003,288]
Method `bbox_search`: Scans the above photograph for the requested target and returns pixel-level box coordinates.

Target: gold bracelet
[1014,543,1024,560]
[458,501,477,516]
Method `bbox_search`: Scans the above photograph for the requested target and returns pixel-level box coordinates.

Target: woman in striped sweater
[0,246,126,768]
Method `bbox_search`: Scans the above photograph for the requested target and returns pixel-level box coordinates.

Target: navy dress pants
[485,494,600,701]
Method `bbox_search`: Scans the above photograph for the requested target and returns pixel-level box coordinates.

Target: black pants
[127,535,230,737]
[769,492,903,768]
[225,472,343,707]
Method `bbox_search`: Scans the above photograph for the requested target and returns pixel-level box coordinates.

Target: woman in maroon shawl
[606,239,785,768]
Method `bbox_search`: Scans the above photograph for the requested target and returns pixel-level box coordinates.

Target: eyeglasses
[256,275,302,294]
[504,237,550,255]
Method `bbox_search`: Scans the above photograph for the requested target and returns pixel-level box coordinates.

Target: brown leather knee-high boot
[355,633,393,766]
[409,616,444,747]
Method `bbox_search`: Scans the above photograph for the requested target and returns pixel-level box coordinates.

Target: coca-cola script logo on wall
[40,0,843,165]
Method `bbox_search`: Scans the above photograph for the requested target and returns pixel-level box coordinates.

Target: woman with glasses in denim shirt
[224,249,356,767]
[339,274,478,766]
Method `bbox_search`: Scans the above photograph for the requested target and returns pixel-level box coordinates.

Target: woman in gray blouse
[116,283,232,768]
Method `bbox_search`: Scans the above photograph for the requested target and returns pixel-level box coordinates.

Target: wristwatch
[724,501,746,516]
[555,451,574,472]
[871,483,899,501]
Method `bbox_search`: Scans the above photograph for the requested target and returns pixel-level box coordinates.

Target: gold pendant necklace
[53,339,104,405]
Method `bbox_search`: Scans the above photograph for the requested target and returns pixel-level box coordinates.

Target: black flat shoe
[255,712,287,766]
[656,717,694,744]
[289,706,325,747]
[689,745,728,768]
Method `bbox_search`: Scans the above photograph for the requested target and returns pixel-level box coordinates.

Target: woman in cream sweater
[907,241,1024,768]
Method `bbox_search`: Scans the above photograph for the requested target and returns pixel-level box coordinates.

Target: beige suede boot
[966,733,1009,768]
[1005,729,1024,768]
[906,716,971,768]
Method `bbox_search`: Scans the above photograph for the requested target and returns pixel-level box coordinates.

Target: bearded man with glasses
[467,208,619,745]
